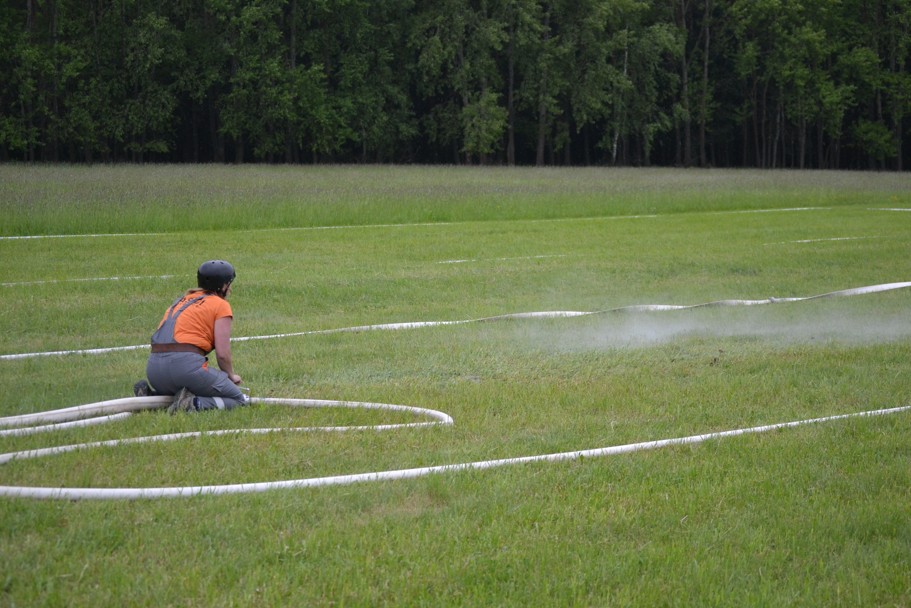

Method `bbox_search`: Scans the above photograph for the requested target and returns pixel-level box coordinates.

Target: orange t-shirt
[157,292,233,353]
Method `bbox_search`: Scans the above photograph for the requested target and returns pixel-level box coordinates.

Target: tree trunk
[698,0,710,166]
[817,118,825,169]
[507,19,516,166]
[286,0,297,164]
[896,116,904,172]
[757,84,764,167]
[771,97,781,168]
[613,32,628,165]
[677,0,692,167]
[535,10,550,166]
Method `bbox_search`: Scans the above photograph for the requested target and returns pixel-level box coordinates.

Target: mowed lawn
[1,166,910,606]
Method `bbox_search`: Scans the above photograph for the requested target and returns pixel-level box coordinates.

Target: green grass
[1,166,910,606]
[2,164,910,235]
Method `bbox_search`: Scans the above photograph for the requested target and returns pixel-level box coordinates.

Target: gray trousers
[146,352,246,411]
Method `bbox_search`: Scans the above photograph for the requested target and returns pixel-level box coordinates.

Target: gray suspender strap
[150,294,209,351]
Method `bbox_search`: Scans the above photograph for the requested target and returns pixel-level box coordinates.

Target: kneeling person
[134,260,248,414]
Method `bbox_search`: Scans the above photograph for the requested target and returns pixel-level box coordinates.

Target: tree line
[2,0,909,169]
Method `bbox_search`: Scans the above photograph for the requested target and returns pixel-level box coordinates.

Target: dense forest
[2,0,909,168]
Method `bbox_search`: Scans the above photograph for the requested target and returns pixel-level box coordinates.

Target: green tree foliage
[0,0,908,168]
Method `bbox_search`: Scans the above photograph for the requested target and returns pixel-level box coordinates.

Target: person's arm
[214,316,242,385]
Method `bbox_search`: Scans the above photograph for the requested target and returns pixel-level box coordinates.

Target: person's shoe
[133,379,152,397]
[167,388,198,415]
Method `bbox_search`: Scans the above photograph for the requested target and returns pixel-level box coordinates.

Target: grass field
[1,165,910,606]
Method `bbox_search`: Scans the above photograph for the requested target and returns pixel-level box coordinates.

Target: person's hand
[229,373,242,385]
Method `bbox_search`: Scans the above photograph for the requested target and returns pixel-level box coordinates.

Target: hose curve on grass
[0,396,455,500]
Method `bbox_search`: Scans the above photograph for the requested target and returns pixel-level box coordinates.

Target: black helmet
[197,260,236,294]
